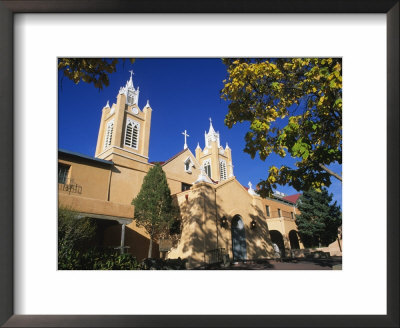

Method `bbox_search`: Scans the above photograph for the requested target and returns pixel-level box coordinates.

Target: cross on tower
[209,117,212,124]
[182,130,189,149]
[129,70,134,79]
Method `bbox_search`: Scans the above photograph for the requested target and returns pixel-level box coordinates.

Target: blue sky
[58,58,342,207]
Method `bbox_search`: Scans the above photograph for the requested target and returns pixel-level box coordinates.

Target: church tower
[195,119,234,182]
[95,72,152,163]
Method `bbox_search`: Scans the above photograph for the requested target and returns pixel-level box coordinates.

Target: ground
[196,257,342,270]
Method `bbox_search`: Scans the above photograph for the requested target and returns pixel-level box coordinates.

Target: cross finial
[129,70,134,79]
[209,117,212,124]
[182,130,189,149]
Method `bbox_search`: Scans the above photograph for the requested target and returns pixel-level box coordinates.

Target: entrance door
[231,215,247,260]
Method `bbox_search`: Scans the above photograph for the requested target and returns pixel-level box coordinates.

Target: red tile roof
[282,193,301,204]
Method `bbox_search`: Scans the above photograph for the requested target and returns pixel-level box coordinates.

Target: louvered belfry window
[219,160,227,181]
[104,120,114,150]
[125,119,140,150]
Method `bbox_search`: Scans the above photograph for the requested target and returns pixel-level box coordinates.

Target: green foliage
[58,207,96,251]
[58,207,139,270]
[132,164,177,256]
[295,189,342,248]
[221,58,342,196]
[58,247,139,270]
[58,58,135,90]
[139,258,187,270]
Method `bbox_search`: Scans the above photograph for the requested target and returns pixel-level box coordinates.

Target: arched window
[219,160,227,180]
[184,157,193,173]
[203,159,211,178]
[124,119,140,150]
[104,120,114,150]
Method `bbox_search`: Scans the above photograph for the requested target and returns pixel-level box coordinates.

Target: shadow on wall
[170,186,275,268]
[169,186,226,268]
[248,204,275,259]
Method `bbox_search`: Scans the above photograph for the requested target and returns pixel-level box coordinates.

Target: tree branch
[319,163,342,182]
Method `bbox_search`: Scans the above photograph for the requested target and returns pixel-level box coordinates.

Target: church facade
[58,73,305,268]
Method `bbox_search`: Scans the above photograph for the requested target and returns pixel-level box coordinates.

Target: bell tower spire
[95,72,152,163]
[204,117,220,148]
[195,119,234,182]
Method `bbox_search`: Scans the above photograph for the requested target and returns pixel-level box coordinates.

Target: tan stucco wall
[58,158,110,201]
[59,193,133,218]
[259,197,304,253]
[168,179,276,268]
[162,148,201,194]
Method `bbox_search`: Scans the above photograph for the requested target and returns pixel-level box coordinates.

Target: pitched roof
[159,148,188,166]
[282,193,301,204]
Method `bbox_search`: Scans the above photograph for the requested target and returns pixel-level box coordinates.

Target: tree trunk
[319,163,342,182]
[148,237,153,258]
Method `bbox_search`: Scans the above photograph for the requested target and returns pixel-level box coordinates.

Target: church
[58,72,306,269]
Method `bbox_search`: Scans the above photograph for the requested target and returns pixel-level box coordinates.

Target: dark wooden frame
[0,1,398,327]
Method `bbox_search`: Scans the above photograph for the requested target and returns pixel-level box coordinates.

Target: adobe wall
[167,179,275,268]
[58,157,110,201]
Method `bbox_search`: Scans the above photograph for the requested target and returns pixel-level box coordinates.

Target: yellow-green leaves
[221,58,342,195]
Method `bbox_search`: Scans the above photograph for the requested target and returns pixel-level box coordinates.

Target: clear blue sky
[58,58,342,207]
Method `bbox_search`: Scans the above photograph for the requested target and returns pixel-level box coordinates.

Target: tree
[221,58,342,196]
[295,189,342,248]
[58,58,135,90]
[132,164,177,258]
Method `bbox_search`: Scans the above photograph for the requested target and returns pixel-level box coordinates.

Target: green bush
[58,207,139,270]
[58,207,96,251]
[58,247,139,270]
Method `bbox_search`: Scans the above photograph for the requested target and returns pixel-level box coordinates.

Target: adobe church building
[58,73,306,268]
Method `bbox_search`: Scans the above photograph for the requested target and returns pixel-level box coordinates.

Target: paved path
[204,257,342,270]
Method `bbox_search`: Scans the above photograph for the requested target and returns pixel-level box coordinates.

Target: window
[266,205,270,217]
[58,164,70,184]
[184,157,193,173]
[124,119,140,150]
[291,212,294,219]
[219,160,227,181]
[278,208,281,217]
[104,120,114,150]
[181,183,191,192]
[203,159,211,178]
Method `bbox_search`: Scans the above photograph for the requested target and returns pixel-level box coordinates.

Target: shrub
[58,207,139,270]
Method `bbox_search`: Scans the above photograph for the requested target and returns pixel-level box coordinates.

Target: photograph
[1,3,397,325]
[58,58,342,270]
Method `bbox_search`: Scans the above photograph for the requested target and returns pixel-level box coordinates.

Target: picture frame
[0,0,398,327]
